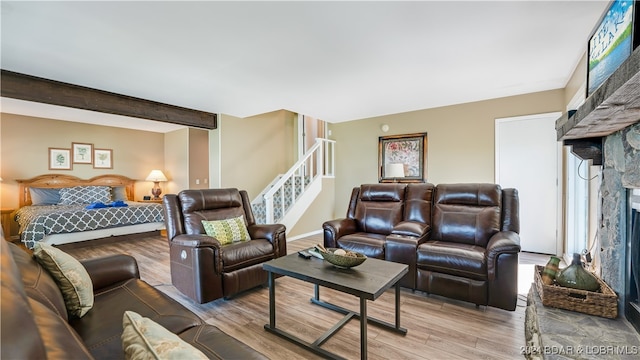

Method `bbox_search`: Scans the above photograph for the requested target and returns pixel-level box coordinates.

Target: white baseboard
[287,229,322,242]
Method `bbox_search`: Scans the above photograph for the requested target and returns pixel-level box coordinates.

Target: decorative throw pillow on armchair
[201,216,251,245]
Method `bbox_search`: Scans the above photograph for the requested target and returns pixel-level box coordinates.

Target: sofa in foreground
[0,239,266,359]
[323,183,521,311]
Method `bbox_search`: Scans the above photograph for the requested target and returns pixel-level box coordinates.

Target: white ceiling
[1,1,609,132]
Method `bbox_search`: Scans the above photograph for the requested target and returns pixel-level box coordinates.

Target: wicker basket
[534,265,618,319]
[321,248,367,268]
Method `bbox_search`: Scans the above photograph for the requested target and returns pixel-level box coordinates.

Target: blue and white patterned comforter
[15,202,164,249]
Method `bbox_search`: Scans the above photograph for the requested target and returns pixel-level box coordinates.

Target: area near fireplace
[558,46,640,330]
[601,123,640,333]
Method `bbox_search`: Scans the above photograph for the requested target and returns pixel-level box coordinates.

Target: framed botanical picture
[378,132,427,183]
[93,148,113,169]
[48,148,72,170]
[72,142,93,164]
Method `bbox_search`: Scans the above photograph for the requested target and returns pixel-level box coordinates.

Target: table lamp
[385,163,405,182]
[145,170,168,200]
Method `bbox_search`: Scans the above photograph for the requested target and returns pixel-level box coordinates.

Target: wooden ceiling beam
[1,70,217,130]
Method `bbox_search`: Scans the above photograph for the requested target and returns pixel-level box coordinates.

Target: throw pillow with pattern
[122,311,208,360]
[32,242,94,318]
[201,216,251,245]
[59,185,111,205]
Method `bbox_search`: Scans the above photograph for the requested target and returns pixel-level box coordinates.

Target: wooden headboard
[16,174,136,207]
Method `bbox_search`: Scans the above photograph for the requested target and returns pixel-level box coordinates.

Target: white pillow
[122,311,208,360]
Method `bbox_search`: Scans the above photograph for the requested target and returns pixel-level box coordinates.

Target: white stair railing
[253,138,335,224]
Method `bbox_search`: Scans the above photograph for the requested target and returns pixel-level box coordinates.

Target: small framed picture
[93,148,113,169]
[72,142,93,164]
[93,149,113,169]
[49,148,72,170]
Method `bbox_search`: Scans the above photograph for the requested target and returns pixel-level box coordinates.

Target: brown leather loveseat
[323,183,521,311]
[0,239,266,359]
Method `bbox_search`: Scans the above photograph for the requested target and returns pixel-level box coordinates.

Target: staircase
[252,138,335,230]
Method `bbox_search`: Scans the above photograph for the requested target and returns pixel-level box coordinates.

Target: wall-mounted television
[587,0,639,97]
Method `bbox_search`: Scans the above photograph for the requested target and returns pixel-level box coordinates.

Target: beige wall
[329,89,566,217]
[0,113,165,207]
[218,110,296,200]
[288,177,335,238]
[164,128,189,196]
[564,52,587,106]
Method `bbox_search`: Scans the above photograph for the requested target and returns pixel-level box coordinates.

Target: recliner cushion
[10,243,69,320]
[179,189,246,235]
[337,233,386,259]
[353,184,405,235]
[416,240,487,280]
[431,184,502,247]
[220,239,275,272]
[28,298,93,359]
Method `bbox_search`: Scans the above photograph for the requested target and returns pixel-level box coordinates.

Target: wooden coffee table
[263,251,408,360]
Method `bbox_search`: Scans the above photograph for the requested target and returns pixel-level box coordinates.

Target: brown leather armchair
[163,188,287,303]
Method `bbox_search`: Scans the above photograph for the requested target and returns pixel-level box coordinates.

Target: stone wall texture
[600,121,640,301]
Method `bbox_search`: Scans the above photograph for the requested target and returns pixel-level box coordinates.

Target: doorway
[495,112,561,254]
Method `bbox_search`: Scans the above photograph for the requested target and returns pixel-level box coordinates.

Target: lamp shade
[386,163,405,178]
[145,170,168,182]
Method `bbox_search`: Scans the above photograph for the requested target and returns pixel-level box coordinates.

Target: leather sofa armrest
[485,231,521,280]
[81,254,140,290]
[248,224,287,257]
[322,218,357,248]
[391,221,431,238]
[170,234,222,249]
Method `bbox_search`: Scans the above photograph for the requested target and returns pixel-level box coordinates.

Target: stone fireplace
[600,121,640,331]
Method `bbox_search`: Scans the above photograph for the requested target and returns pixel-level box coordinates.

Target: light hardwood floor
[62,233,549,360]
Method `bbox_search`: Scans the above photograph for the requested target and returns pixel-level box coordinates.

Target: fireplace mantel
[555,47,640,165]
[556,46,640,142]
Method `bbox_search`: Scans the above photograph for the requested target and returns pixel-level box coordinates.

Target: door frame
[495,112,563,255]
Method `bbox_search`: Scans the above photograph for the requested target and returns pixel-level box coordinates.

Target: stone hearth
[525,287,640,360]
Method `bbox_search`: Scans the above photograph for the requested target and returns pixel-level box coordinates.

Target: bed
[15,174,165,249]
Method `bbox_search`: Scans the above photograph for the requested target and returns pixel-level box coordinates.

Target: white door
[496,113,561,254]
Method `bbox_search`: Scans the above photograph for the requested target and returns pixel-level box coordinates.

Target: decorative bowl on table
[320,248,367,269]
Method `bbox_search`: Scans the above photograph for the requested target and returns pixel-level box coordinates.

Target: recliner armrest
[322,218,358,248]
[81,254,140,291]
[170,234,222,249]
[391,221,431,238]
[248,224,286,243]
[248,224,287,257]
[485,231,521,280]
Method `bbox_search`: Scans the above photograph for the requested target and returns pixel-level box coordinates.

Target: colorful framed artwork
[72,142,93,164]
[378,132,427,183]
[48,148,72,170]
[93,148,113,169]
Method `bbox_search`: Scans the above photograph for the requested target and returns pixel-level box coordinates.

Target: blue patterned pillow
[58,186,111,205]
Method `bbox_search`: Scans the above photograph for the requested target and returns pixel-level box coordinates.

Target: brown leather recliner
[323,183,434,288]
[415,183,521,311]
[163,188,287,304]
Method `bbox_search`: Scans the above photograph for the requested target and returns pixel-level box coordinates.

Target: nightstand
[138,199,163,204]
[1,208,16,241]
